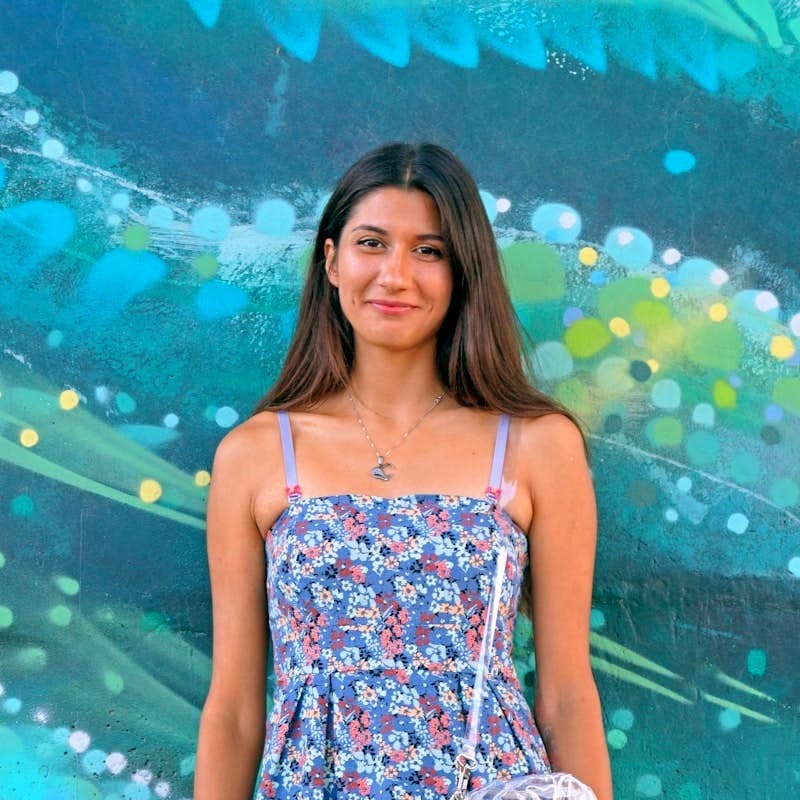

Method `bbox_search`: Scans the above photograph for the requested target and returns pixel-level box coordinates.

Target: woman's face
[324,187,453,354]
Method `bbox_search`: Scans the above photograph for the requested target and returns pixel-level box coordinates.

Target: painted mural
[1,1,799,798]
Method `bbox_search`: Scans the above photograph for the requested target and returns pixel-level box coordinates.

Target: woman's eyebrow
[351,224,445,242]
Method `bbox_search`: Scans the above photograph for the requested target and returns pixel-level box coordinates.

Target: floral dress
[255,411,551,800]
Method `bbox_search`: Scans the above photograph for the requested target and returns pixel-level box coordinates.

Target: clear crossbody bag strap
[449,546,508,800]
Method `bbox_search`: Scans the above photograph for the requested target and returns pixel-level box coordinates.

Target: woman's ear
[324,239,338,287]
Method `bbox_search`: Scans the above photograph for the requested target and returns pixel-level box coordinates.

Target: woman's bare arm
[195,424,270,800]
[524,413,613,800]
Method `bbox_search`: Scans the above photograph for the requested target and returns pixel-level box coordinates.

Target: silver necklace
[347,390,446,481]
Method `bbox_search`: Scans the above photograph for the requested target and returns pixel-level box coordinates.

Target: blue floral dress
[255,411,551,800]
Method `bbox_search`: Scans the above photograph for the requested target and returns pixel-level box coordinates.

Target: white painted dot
[94,385,111,405]
[163,413,179,428]
[677,476,692,493]
[664,508,678,523]
[42,138,65,159]
[727,513,749,535]
[106,752,128,774]
[31,707,50,724]
[788,556,800,577]
[710,268,729,286]
[133,769,153,784]
[755,291,779,313]
[155,781,172,798]
[616,229,634,246]
[0,70,20,94]
[68,729,91,753]
[24,109,40,125]
[106,213,121,227]
[0,682,5,697]
[215,406,239,428]
[76,178,93,193]
[789,313,800,337]
[496,198,511,213]
[661,248,681,265]
[559,211,578,229]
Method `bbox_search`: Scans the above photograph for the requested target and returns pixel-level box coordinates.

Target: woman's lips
[367,300,416,314]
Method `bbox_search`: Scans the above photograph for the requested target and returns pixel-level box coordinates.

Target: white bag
[449,548,597,800]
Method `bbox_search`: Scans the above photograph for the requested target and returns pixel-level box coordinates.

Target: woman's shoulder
[212,409,284,474]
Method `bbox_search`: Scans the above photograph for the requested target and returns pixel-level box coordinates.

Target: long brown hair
[251,142,590,616]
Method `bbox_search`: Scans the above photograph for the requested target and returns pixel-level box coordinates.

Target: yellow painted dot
[194,469,211,487]
[578,247,598,267]
[140,478,163,503]
[646,359,660,374]
[609,317,631,337]
[770,335,796,360]
[20,428,39,447]
[59,389,80,410]
[650,277,670,298]
[708,302,728,321]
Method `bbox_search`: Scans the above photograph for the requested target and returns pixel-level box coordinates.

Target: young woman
[194,143,613,800]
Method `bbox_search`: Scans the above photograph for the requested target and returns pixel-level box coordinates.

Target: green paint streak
[686,320,743,370]
[773,377,800,415]
[0,437,205,530]
[597,277,652,321]
[789,17,800,44]
[591,656,692,704]
[716,668,773,699]
[564,318,612,358]
[591,633,683,678]
[666,0,759,41]
[502,242,566,302]
[733,0,782,47]
[701,691,776,723]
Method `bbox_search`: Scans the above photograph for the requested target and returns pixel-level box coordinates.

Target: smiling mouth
[367,300,416,311]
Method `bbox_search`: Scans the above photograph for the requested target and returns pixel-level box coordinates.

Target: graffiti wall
[1,1,798,798]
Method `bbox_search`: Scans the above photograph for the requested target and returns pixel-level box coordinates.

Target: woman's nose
[378,247,413,287]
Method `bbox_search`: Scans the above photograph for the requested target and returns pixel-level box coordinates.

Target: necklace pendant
[370,457,393,481]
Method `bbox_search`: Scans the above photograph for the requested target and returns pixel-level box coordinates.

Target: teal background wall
[1,2,799,798]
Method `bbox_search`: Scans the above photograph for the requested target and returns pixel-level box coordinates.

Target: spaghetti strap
[486,413,510,504]
[276,410,302,501]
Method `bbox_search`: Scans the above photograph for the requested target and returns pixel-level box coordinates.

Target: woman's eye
[417,245,445,258]
[358,238,383,248]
